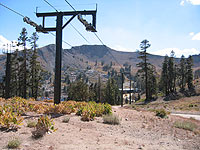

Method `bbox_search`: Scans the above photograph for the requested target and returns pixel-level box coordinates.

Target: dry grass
[103,114,120,125]
[174,121,198,132]
[27,121,37,128]
[62,116,70,123]
[7,138,21,149]
[131,95,200,113]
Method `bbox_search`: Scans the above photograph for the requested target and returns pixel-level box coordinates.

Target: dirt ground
[133,95,200,114]
[0,105,200,150]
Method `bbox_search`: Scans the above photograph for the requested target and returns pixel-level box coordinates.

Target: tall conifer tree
[137,39,157,101]
[29,32,42,99]
[179,55,186,91]
[186,55,194,91]
[18,28,28,98]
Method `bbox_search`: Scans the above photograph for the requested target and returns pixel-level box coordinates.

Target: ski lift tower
[35,8,97,104]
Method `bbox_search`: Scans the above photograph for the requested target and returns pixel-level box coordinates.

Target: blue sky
[0,0,200,57]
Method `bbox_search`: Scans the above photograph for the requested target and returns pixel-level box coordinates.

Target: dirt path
[0,106,200,150]
[171,113,200,121]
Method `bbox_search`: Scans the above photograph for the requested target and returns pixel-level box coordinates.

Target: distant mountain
[0,44,199,81]
[67,45,164,69]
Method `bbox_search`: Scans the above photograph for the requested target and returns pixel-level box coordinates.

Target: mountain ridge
[0,44,199,81]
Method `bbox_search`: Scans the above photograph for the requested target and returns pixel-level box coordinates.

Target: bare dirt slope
[0,106,200,150]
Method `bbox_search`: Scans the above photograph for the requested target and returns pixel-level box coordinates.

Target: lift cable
[69,23,90,44]
[63,0,91,43]
[0,1,90,65]
[1,1,123,70]
[43,0,58,12]
[0,2,73,48]
[50,33,72,47]
[42,0,90,44]
[93,33,123,68]
[64,0,76,11]
[64,0,123,69]
[0,2,25,18]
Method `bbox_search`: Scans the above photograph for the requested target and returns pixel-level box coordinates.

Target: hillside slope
[0,44,199,80]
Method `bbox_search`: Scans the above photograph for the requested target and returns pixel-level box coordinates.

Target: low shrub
[76,106,83,116]
[81,105,96,121]
[155,109,167,118]
[189,104,193,107]
[174,121,197,132]
[32,116,56,139]
[7,138,21,149]
[0,105,24,129]
[103,114,120,125]
[76,102,112,121]
[103,103,112,115]
[44,104,75,115]
[62,116,70,123]
[0,97,5,102]
[43,99,54,103]
[32,104,48,114]
[0,98,113,123]
[27,121,37,128]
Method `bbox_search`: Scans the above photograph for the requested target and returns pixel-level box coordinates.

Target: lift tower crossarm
[36,10,96,17]
[35,10,97,104]
[36,10,97,32]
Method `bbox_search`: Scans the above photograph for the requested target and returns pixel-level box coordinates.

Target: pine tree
[10,49,20,97]
[160,51,178,96]
[88,83,97,101]
[168,51,176,93]
[104,77,120,105]
[186,55,194,91]
[97,75,101,102]
[160,55,169,96]
[0,80,4,97]
[173,64,177,92]
[179,55,186,91]
[64,75,70,84]
[18,28,29,99]
[29,32,43,99]
[67,79,89,101]
[147,65,157,98]
[137,39,156,101]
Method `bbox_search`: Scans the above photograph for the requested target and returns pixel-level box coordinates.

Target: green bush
[189,104,193,107]
[103,103,112,115]
[81,105,96,121]
[77,102,112,121]
[103,114,120,125]
[155,109,167,118]
[7,138,21,149]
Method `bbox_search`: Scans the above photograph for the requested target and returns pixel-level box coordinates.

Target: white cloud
[189,32,195,36]
[192,32,200,40]
[180,0,185,6]
[186,0,200,5]
[181,0,200,5]
[151,48,200,58]
[112,45,134,52]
